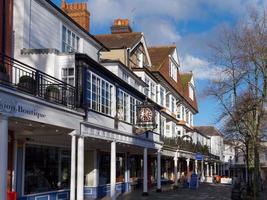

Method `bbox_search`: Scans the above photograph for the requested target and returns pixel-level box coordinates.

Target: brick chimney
[61,0,90,32]
[111,19,132,34]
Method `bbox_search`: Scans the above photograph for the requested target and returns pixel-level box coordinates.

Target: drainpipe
[126,47,130,67]
[2,0,6,58]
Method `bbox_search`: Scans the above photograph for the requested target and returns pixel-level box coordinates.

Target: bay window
[86,71,112,115]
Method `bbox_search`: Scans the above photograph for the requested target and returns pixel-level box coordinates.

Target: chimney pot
[61,0,90,32]
[111,18,132,34]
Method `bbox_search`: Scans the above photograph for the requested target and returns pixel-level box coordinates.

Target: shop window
[24,145,71,195]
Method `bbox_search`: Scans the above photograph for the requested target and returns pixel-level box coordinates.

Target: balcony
[0,54,77,109]
[161,136,210,155]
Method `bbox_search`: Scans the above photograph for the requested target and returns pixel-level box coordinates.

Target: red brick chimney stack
[111,19,132,34]
[61,0,90,32]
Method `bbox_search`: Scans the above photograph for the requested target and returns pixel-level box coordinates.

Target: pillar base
[142,192,149,196]
[156,188,162,192]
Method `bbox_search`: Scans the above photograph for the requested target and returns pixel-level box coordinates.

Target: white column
[143,148,148,195]
[77,136,84,200]
[156,149,161,192]
[0,115,8,200]
[110,141,116,200]
[178,161,181,180]
[174,151,178,186]
[12,138,17,191]
[220,163,223,176]
[186,158,190,175]
[201,160,204,181]
[124,152,130,192]
[93,150,99,187]
[194,160,198,174]
[70,133,76,200]
[211,166,213,176]
[214,163,216,175]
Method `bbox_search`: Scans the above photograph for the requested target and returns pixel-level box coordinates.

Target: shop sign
[0,96,46,119]
[195,152,203,161]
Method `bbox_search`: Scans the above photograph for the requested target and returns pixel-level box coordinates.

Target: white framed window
[150,82,156,101]
[144,77,150,96]
[137,51,143,67]
[166,94,170,109]
[130,97,141,124]
[62,67,75,86]
[176,105,181,119]
[160,87,165,106]
[62,25,80,53]
[118,89,129,122]
[171,97,175,113]
[169,61,177,81]
[86,71,112,115]
[122,72,129,82]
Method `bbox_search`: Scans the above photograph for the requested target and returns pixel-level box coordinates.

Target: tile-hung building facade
[95,19,215,187]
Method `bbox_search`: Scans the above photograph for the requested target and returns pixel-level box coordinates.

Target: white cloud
[139,18,181,45]
[180,55,223,80]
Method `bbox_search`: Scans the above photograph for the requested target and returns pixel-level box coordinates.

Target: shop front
[0,87,84,200]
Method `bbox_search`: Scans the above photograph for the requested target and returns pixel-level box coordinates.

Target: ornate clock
[139,107,153,122]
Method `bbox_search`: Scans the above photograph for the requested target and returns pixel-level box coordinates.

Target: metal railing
[0,54,77,109]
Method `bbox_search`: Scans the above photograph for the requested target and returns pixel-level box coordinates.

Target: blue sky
[53,0,266,127]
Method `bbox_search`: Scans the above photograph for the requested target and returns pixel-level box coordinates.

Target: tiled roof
[194,126,223,137]
[148,45,198,112]
[180,73,193,90]
[180,72,198,112]
[148,45,176,71]
[95,32,142,49]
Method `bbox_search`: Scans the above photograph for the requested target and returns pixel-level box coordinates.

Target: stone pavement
[102,183,232,200]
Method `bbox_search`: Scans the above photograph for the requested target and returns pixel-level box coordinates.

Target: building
[194,126,225,179]
[0,0,228,200]
[5,0,163,199]
[95,19,214,185]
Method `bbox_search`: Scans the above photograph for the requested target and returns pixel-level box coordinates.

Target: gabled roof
[95,32,143,49]
[148,45,176,71]
[147,45,198,112]
[195,126,223,137]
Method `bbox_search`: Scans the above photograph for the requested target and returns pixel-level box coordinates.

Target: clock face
[139,107,153,122]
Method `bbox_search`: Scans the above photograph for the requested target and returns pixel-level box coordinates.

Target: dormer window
[137,51,143,67]
[169,61,177,81]
[189,84,194,100]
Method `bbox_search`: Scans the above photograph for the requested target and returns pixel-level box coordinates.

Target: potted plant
[0,63,9,82]
[18,75,37,95]
[45,85,60,102]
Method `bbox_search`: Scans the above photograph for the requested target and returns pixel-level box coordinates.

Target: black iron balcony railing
[0,54,76,109]
[161,136,210,155]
